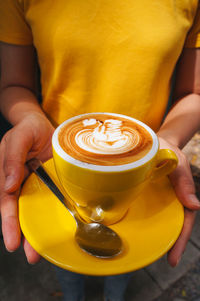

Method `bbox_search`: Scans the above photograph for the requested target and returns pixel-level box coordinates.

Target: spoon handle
[27,158,80,220]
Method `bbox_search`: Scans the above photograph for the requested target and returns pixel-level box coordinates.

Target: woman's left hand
[158,136,200,267]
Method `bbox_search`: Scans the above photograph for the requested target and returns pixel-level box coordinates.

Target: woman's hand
[0,112,54,264]
[158,135,200,267]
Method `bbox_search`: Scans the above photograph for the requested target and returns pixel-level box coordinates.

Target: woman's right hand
[0,112,55,263]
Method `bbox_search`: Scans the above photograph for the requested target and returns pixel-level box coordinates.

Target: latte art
[58,113,153,166]
[75,119,140,155]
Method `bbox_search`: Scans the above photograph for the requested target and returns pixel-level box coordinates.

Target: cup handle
[151,149,178,181]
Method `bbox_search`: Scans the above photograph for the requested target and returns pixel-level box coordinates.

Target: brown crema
[58,114,153,166]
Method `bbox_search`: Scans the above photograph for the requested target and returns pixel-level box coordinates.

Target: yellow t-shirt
[0,0,200,130]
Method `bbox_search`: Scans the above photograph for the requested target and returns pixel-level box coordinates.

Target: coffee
[53,113,177,224]
[58,113,153,166]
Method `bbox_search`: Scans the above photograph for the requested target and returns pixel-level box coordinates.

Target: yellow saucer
[19,159,184,276]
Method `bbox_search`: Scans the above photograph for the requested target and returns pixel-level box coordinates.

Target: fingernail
[174,257,181,267]
[4,175,15,191]
[188,194,200,207]
[6,247,15,253]
[27,260,36,265]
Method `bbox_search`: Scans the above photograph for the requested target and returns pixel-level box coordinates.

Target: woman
[0,1,200,300]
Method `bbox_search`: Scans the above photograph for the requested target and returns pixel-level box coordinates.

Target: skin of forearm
[158,93,200,149]
[0,85,48,126]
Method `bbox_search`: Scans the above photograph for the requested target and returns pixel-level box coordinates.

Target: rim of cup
[52,113,159,172]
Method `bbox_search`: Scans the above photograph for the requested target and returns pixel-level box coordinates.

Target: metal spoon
[27,158,123,258]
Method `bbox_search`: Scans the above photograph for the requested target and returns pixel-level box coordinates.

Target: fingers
[167,209,196,267]
[158,137,199,267]
[0,127,32,255]
[23,238,41,264]
[169,151,200,210]
[0,191,21,251]
[0,139,21,251]
[2,128,33,193]
[0,119,53,264]
[0,134,39,261]
[168,150,199,267]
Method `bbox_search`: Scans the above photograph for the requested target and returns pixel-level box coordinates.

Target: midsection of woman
[0,0,199,129]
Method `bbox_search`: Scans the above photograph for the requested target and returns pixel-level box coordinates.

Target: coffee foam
[57,113,155,166]
[75,119,140,155]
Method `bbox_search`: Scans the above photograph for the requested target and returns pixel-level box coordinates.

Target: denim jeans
[54,266,133,301]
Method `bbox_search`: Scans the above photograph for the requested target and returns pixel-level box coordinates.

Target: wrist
[157,130,181,148]
[22,111,55,132]
[158,93,200,149]
[0,86,45,126]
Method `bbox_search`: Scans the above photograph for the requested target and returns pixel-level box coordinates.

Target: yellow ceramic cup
[52,113,178,225]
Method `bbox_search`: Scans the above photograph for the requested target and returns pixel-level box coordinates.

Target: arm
[157,48,200,266]
[0,42,54,263]
[0,42,44,123]
[158,48,200,148]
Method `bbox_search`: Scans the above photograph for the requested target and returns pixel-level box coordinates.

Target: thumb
[2,129,33,192]
[169,153,200,210]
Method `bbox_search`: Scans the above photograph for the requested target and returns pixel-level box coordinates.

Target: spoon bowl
[27,159,123,258]
[75,221,122,257]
